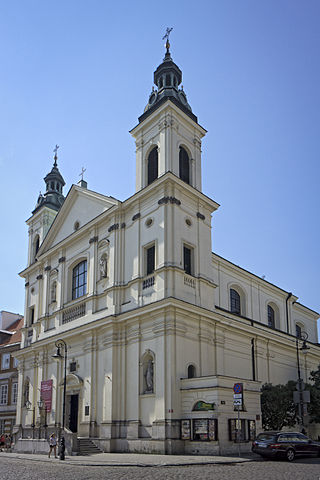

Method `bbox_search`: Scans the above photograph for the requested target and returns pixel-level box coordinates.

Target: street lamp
[295,331,310,428]
[52,339,67,460]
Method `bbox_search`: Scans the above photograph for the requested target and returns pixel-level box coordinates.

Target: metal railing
[62,302,86,324]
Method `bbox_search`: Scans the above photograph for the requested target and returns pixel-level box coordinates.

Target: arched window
[230,288,241,315]
[179,147,190,184]
[33,235,40,260]
[72,260,87,300]
[147,147,158,185]
[267,305,275,329]
[187,364,196,378]
[50,281,57,303]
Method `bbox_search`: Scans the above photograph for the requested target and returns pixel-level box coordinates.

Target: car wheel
[286,448,295,462]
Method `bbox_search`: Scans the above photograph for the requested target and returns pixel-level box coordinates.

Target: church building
[14,39,320,455]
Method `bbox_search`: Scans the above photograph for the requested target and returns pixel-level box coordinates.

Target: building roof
[0,317,23,347]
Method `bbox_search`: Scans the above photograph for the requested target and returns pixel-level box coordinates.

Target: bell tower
[26,146,65,266]
[131,38,206,192]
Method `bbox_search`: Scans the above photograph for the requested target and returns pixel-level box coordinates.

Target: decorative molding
[158,196,181,206]
[108,223,119,233]
[196,212,205,220]
[132,213,141,221]
[89,236,98,244]
[58,256,66,263]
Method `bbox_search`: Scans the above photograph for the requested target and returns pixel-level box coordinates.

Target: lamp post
[52,339,67,460]
[295,331,310,428]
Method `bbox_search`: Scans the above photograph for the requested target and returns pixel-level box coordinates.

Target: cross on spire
[162,27,173,52]
[79,167,86,181]
[53,144,59,166]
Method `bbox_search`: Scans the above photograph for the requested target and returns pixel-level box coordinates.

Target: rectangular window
[12,383,18,405]
[70,361,77,373]
[13,357,19,368]
[29,307,35,326]
[188,418,218,442]
[228,419,254,442]
[248,420,256,441]
[0,384,8,405]
[146,245,155,276]
[183,245,193,275]
[1,354,10,370]
[193,418,208,441]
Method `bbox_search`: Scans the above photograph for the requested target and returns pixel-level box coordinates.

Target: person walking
[5,434,11,451]
[0,433,5,452]
[48,433,57,458]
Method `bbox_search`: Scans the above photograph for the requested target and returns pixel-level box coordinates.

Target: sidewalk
[0,451,256,467]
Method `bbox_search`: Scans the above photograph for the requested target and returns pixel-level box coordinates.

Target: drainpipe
[286,292,292,334]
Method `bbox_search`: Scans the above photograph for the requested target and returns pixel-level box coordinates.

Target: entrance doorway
[68,394,79,433]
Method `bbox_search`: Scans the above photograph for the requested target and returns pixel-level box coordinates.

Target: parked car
[252,431,320,461]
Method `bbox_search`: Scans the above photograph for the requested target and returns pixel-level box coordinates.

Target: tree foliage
[261,382,297,431]
[308,363,320,423]
[261,365,320,429]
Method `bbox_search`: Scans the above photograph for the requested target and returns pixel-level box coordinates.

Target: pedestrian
[5,434,11,451]
[0,433,5,452]
[48,433,57,458]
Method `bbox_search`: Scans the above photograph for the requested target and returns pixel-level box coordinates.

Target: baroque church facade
[14,42,320,455]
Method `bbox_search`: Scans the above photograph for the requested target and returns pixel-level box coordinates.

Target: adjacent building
[14,42,320,455]
[0,311,23,436]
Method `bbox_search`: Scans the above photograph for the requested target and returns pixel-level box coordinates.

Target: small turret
[140,32,196,123]
[33,145,65,214]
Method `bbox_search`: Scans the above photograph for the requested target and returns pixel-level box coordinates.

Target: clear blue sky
[1,1,319,333]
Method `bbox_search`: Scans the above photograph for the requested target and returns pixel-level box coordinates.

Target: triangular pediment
[38,185,119,255]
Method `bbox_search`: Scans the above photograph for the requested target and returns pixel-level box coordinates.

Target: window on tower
[147,147,158,185]
[183,245,193,275]
[146,245,155,276]
[179,146,190,184]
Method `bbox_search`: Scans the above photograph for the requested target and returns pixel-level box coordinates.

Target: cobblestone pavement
[0,456,319,480]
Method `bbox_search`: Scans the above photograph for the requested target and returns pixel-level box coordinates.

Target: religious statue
[99,254,108,279]
[144,358,154,393]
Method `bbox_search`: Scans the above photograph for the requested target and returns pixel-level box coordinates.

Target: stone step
[77,438,102,455]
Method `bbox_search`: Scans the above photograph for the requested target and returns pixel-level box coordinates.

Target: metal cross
[162,27,173,42]
[79,167,86,181]
[53,144,59,155]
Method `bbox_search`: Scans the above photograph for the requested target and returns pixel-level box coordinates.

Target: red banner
[40,380,53,413]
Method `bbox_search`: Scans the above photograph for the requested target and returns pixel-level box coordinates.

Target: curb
[0,452,255,467]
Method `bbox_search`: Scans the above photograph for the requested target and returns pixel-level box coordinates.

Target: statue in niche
[99,253,108,279]
[144,358,154,393]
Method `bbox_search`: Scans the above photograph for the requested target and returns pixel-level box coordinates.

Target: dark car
[252,431,320,461]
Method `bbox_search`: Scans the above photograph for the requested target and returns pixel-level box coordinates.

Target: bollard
[59,436,65,461]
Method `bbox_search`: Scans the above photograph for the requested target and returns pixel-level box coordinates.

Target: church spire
[139,29,196,123]
[32,146,65,214]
